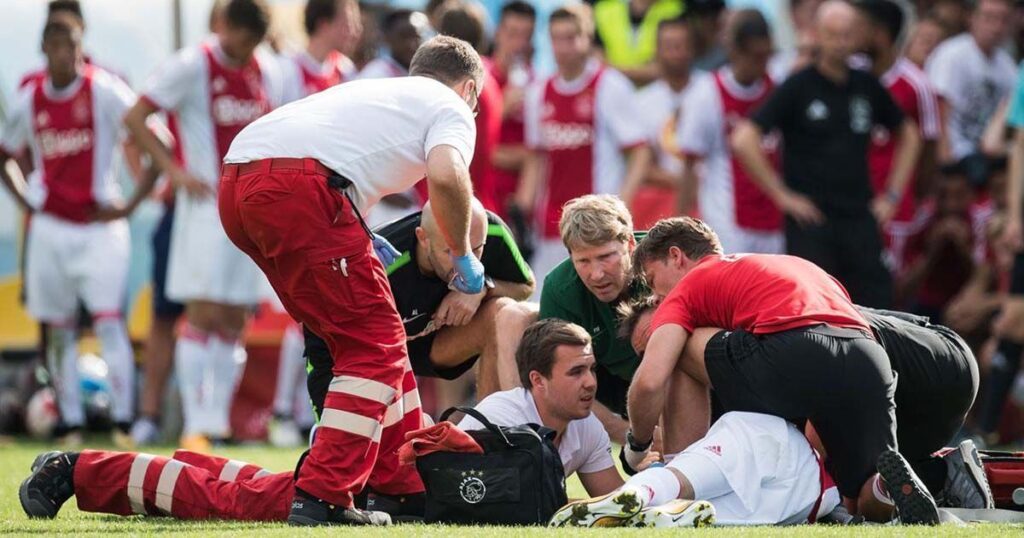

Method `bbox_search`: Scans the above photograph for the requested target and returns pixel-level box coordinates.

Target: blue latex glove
[372,234,401,267]
[449,253,485,294]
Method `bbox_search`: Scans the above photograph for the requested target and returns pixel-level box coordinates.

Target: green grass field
[0,438,1021,537]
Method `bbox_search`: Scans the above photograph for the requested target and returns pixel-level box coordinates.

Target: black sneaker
[19,452,78,519]
[365,491,426,522]
[938,439,995,509]
[877,450,940,525]
[287,490,391,526]
[30,451,63,473]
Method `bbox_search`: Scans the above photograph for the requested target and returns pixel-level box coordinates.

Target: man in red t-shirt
[620,217,937,524]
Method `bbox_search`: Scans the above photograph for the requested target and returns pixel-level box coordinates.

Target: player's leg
[170,449,273,481]
[21,450,293,521]
[270,323,309,447]
[203,302,249,441]
[428,296,516,398]
[25,215,84,441]
[80,219,135,444]
[493,301,538,390]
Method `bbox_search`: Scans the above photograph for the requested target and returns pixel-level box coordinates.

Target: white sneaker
[130,418,160,446]
[269,418,303,448]
[629,499,716,528]
[549,487,648,527]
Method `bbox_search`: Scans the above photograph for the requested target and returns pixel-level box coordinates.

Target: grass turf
[0,438,1021,536]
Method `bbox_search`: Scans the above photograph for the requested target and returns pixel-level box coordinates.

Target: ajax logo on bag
[459,470,486,504]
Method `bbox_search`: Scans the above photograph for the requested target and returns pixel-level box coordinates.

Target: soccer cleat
[938,439,995,509]
[877,450,940,525]
[30,451,63,473]
[548,487,647,527]
[629,499,716,528]
[19,452,78,519]
[180,433,212,454]
[287,492,392,526]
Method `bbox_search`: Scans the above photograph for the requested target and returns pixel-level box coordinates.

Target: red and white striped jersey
[1,66,136,222]
[677,66,782,233]
[869,57,941,223]
[140,38,284,185]
[523,59,646,237]
[280,49,356,103]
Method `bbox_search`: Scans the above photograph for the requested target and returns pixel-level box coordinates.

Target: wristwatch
[626,430,652,452]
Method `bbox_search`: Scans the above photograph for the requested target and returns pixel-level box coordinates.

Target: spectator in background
[486,1,537,224]
[687,0,729,71]
[279,0,361,104]
[732,0,921,308]
[437,2,504,213]
[592,0,685,86]
[854,0,942,279]
[632,16,695,229]
[897,161,996,321]
[926,0,1017,164]
[905,15,945,70]
[358,8,428,228]
[978,63,1024,445]
[932,0,970,37]
[358,8,428,79]
[769,0,821,80]
[352,1,382,70]
[123,0,283,452]
[515,4,650,296]
[677,9,784,254]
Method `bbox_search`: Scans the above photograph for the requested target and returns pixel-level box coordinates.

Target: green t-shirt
[538,237,648,381]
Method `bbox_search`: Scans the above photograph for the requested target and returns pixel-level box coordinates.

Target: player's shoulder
[596,66,634,95]
[930,33,972,63]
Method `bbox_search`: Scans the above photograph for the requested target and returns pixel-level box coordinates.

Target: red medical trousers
[74,449,292,520]
[219,158,425,507]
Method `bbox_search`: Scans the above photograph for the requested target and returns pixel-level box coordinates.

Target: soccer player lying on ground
[494,195,702,455]
[605,216,927,523]
[18,319,655,522]
[303,199,534,408]
[611,303,993,526]
[630,218,994,513]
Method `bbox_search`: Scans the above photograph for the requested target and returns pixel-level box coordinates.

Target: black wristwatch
[626,430,652,452]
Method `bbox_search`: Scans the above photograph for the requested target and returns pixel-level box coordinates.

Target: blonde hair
[559,195,634,252]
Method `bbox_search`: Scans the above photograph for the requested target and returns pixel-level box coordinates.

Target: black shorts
[1012,250,1024,295]
[705,324,896,498]
[595,364,630,418]
[892,324,979,461]
[407,331,479,381]
[151,204,184,319]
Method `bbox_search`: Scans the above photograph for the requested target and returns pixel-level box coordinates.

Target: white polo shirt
[223,76,476,213]
[458,387,615,477]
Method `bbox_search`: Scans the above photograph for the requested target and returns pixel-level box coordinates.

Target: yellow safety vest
[594,0,685,69]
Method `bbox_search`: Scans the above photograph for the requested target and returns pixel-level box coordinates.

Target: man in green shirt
[496,194,658,445]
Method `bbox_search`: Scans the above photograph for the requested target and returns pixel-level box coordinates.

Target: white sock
[175,326,210,436]
[94,317,135,424]
[272,324,304,417]
[624,467,681,507]
[669,452,732,500]
[207,334,246,438]
[47,326,84,427]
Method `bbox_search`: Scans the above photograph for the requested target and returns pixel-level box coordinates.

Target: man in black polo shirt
[304,199,534,413]
[731,0,921,308]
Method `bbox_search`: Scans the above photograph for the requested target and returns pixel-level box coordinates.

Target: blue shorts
[152,203,185,319]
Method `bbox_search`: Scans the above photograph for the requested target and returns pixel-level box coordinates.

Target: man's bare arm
[627,324,689,444]
[0,156,32,212]
[731,120,823,225]
[426,144,475,256]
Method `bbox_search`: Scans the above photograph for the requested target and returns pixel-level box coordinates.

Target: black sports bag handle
[439,406,514,448]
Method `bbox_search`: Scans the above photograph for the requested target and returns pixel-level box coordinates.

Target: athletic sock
[93,317,135,424]
[979,339,1024,434]
[272,324,305,417]
[624,466,680,506]
[207,334,247,438]
[47,325,84,428]
[175,325,211,436]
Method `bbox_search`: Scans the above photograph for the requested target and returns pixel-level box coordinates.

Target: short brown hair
[559,195,633,252]
[517,319,592,389]
[224,0,271,39]
[615,295,659,343]
[410,35,484,88]
[549,4,594,38]
[437,3,487,53]
[632,217,722,273]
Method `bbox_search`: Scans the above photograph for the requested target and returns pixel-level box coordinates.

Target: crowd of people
[3,0,1024,528]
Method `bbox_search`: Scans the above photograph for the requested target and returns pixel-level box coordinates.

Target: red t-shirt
[651,254,870,334]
